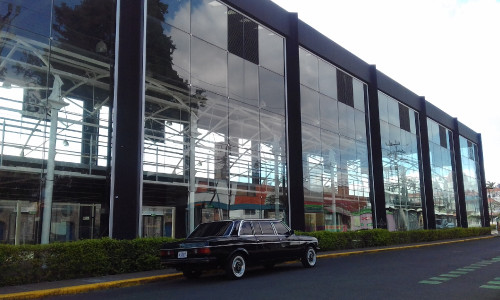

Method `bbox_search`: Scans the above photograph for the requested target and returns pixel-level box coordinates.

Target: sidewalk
[0,233,498,300]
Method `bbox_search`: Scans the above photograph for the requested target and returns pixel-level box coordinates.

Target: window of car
[273,221,290,235]
[259,221,275,235]
[239,221,253,235]
[189,221,233,237]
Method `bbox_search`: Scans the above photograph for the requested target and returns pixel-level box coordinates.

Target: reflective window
[460,136,483,227]
[0,0,115,243]
[228,54,258,106]
[427,118,458,229]
[191,0,227,49]
[158,0,190,32]
[301,87,320,126]
[191,37,227,96]
[144,1,287,235]
[379,92,423,231]
[259,67,285,115]
[258,26,284,75]
[318,60,337,99]
[299,48,318,90]
[320,95,339,134]
[299,49,371,232]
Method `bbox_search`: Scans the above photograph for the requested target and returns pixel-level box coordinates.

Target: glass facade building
[0,0,489,244]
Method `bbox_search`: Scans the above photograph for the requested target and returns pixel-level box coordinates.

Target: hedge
[0,227,492,287]
[298,227,492,251]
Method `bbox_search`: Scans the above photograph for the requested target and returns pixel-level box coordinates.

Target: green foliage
[298,227,492,251]
[0,237,178,287]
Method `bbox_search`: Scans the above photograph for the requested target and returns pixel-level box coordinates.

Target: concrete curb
[0,235,496,299]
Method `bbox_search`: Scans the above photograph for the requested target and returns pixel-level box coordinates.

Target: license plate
[177,251,187,259]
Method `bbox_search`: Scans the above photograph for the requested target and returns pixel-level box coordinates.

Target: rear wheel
[301,246,316,268]
[226,253,246,279]
[182,268,202,279]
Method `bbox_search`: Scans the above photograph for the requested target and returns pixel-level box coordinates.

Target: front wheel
[226,253,246,279]
[301,246,317,268]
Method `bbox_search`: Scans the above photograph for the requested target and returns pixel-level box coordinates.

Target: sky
[270,0,500,185]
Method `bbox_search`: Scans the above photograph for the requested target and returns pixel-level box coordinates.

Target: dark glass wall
[459,136,483,227]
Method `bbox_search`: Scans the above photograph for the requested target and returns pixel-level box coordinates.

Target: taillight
[194,247,211,255]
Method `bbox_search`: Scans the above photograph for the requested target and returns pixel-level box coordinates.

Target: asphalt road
[51,237,500,300]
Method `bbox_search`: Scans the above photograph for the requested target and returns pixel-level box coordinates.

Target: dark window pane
[439,125,447,149]
[336,69,353,107]
[4,0,52,38]
[227,9,258,64]
[399,103,410,132]
[240,221,253,235]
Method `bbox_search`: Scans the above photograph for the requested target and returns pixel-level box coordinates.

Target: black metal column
[419,98,435,229]
[367,66,387,229]
[285,12,305,231]
[453,119,467,227]
[109,0,146,239]
[477,134,490,227]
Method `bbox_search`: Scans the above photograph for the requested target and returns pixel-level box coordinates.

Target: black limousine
[160,219,319,279]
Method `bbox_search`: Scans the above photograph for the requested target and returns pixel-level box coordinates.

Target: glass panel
[1,1,51,38]
[260,110,286,157]
[259,67,285,116]
[338,102,355,139]
[300,86,320,126]
[320,95,339,134]
[157,0,190,32]
[258,26,284,75]
[191,0,227,49]
[191,37,227,96]
[387,97,399,127]
[427,118,457,229]
[318,59,337,99]
[299,48,318,91]
[353,79,365,112]
[354,109,366,142]
[460,136,483,227]
[228,54,258,106]
[378,91,389,122]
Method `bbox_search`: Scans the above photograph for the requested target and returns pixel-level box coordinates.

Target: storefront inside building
[0,0,488,244]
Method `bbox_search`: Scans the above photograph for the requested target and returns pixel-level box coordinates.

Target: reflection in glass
[299,48,318,90]
[157,0,190,32]
[300,86,320,126]
[318,59,337,99]
[427,119,457,229]
[191,0,227,49]
[191,37,227,96]
[380,92,423,231]
[460,136,483,227]
[259,67,285,115]
[228,54,258,106]
[320,95,339,134]
[258,26,284,75]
